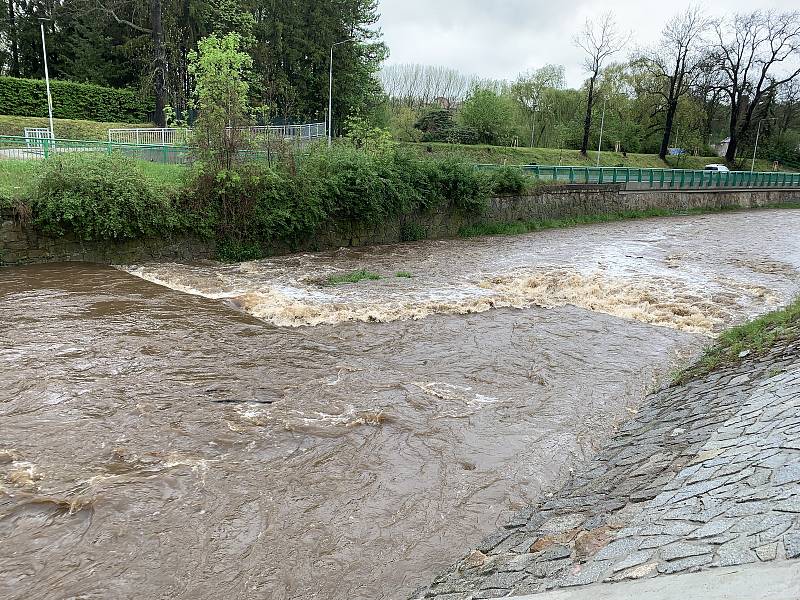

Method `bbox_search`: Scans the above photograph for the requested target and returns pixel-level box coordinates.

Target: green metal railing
[478,164,800,190]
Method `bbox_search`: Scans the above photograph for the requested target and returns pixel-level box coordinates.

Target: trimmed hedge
[0,77,152,123]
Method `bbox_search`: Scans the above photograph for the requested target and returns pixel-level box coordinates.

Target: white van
[704,164,730,172]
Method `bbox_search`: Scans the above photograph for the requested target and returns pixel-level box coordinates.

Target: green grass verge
[0,160,39,199]
[326,270,382,285]
[0,158,185,199]
[677,297,800,383]
[396,271,413,278]
[0,115,154,141]
[458,204,800,239]
[401,142,786,172]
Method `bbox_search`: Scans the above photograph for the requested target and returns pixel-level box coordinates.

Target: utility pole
[751,118,776,172]
[596,96,606,167]
[328,38,356,147]
[38,17,55,140]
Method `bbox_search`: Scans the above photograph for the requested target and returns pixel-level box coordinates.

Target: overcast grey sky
[377,0,798,87]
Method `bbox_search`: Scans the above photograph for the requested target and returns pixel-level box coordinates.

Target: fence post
[42,136,50,159]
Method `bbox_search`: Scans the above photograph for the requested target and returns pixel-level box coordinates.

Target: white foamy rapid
[121,210,800,333]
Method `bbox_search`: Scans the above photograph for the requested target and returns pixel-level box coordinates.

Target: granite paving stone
[411,338,800,599]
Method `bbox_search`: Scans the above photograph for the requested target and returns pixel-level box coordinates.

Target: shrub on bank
[17,144,493,256]
[488,165,530,195]
[32,154,180,240]
[187,144,491,255]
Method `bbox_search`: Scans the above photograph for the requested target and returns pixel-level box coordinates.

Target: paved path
[411,335,800,599]
[502,562,800,600]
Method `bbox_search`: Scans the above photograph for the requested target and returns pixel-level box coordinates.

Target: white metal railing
[24,127,53,149]
[107,128,191,145]
[107,122,326,145]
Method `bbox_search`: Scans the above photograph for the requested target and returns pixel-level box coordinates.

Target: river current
[1,210,798,599]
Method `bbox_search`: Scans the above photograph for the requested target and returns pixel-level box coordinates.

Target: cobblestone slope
[411,335,800,599]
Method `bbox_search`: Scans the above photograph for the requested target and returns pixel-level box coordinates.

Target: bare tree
[639,6,709,159]
[378,63,477,109]
[574,12,626,155]
[712,10,800,163]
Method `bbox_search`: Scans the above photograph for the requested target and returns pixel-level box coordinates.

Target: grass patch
[0,115,153,140]
[0,158,185,199]
[402,141,788,172]
[677,297,800,383]
[396,271,413,278]
[326,270,382,285]
[0,160,39,199]
[459,209,676,238]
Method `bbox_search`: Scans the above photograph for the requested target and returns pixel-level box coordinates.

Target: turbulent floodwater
[1,210,799,600]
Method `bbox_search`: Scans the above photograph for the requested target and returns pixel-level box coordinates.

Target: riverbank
[3,185,800,267]
[412,299,800,599]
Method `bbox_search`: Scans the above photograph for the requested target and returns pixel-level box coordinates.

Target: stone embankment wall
[2,186,799,266]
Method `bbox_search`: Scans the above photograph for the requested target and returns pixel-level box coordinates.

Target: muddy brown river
[1,210,799,600]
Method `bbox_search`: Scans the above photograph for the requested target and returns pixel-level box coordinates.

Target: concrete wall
[2,186,799,266]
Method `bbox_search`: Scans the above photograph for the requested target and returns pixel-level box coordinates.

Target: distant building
[714,137,731,158]
[433,96,461,110]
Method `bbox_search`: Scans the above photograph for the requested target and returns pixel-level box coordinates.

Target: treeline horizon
[1,3,799,164]
[379,8,800,164]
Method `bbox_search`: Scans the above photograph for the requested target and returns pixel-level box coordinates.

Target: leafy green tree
[189,32,252,170]
[458,88,514,145]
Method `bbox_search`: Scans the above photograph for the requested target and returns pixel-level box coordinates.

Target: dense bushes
[190,145,492,255]
[488,165,530,195]
[32,154,179,240]
[0,77,152,123]
[20,145,504,257]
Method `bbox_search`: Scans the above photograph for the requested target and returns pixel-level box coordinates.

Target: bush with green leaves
[32,153,179,240]
[489,165,530,195]
[186,143,490,259]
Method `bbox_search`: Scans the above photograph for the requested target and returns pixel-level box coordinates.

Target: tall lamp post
[328,38,356,147]
[751,117,777,172]
[38,17,55,141]
[596,95,607,167]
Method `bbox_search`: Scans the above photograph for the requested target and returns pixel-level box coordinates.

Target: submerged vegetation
[326,270,382,285]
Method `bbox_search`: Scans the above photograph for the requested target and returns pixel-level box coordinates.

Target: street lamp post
[596,96,607,167]
[38,18,55,141]
[328,38,356,147]
[751,117,777,172]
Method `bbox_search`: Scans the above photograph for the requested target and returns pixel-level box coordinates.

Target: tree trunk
[724,99,740,164]
[724,132,738,164]
[151,0,166,127]
[659,101,677,161]
[8,0,19,77]
[580,76,595,156]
